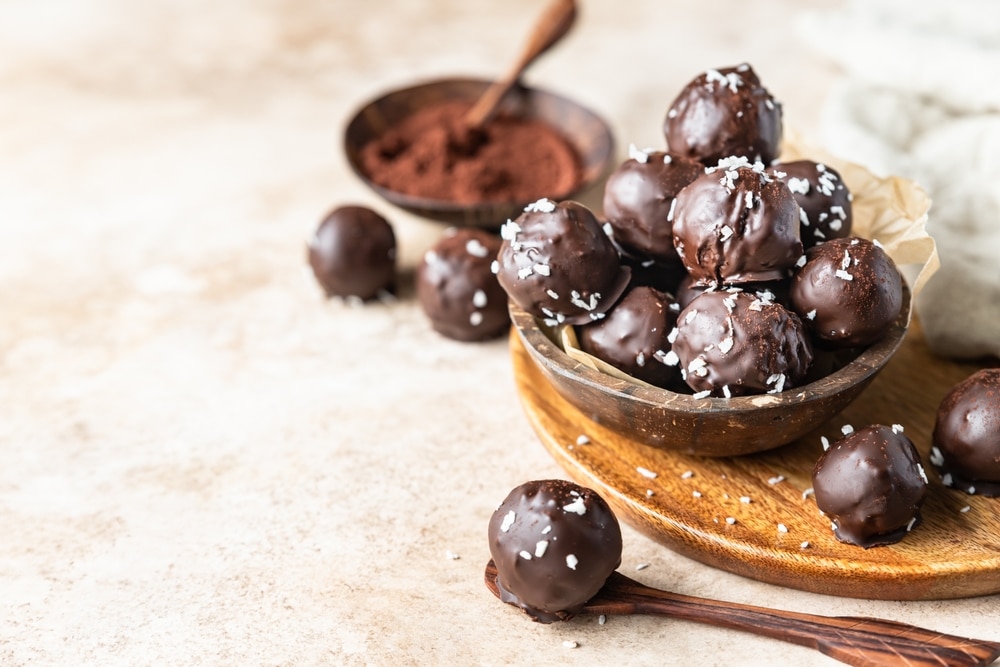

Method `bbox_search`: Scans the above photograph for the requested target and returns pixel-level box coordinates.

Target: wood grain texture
[342,77,613,227]
[510,320,1000,600]
[485,560,1000,667]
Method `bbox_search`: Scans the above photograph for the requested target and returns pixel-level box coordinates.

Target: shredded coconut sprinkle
[628,143,651,163]
[637,466,658,479]
[500,511,516,532]
[562,496,587,516]
[778,524,788,533]
[635,563,650,571]
[466,239,489,257]
[535,540,549,558]
[841,424,854,436]
[563,640,579,649]
[725,517,737,525]
[576,435,590,446]
[566,554,578,570]
[524,198,556,213]
[768,475,785,485]
[692,389,712,399]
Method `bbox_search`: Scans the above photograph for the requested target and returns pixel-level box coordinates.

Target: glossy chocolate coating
[577,285,682,389]
[664,64,783,166]
[789,237,903,348]
[496,199,630,326]
[813,424,928,548]
[932,369,1000,497]
[416,228,508,342]
[602,148,703,262]
[671,159,802,285]
[487,480,622,623]
[671,289,813,397]
[308,205,396,300]
[768,160,853,249]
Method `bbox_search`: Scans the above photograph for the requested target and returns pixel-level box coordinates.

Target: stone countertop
[1,1,997,665]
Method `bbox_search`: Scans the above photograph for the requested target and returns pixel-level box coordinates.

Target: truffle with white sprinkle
[767,160,852,249]
[671,159,802,285]
[812,424,927,548]
[663,63,783,165]
[496,200,630,325]
[931,369,1000,497]
[488,479,623,623]
[602,149,702,262]
[416,228,508,341]
[671,289,813,397]
[789,236,903,348]
[576,285,684,389]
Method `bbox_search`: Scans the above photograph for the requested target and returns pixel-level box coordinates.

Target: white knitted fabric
[798,0,1000,359]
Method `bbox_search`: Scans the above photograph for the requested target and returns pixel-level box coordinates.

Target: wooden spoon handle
[590,572,1000,667]
[464,0,577,127]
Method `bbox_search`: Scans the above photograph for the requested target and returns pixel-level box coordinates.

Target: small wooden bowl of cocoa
[343,77,614,228]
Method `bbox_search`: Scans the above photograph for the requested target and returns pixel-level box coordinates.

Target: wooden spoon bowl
[342,77,614,228]
[509,278,911,457]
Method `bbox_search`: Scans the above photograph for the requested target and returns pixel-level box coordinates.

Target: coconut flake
[566,554,578,570]
[500,510,516,532]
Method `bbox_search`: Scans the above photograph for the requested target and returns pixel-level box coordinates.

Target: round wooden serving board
[510,322,1000,600]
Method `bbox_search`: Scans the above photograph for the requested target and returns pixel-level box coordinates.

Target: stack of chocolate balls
[496,63,904,398]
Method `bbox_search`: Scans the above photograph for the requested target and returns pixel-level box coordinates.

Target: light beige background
[2,1,997,665]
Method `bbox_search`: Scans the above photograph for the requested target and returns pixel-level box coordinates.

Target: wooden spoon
[464,0,577,128]
[484,560,1000,666]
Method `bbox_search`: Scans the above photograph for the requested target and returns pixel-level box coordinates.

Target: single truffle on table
[789,237,903,348]
[671,157,802,285]
[495,198,630,326]
[602,145,703,262]
[576,284,682,389]
[307,205,396,300]
[664,63,783,166]
[931,369,1000,497]
[487,479,623,624]
[416,228,508,342]
[670,289,813,397]
[768,160,853,249]
[812,424,928,548]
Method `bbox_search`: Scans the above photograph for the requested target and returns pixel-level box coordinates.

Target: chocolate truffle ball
[671,158,802,285]
[307,205,395,300]
[487,479,622,624]
[812,424,928,548]
[664,64,783,166]
[577,285,682,389]
[416,228,508,342]
[670,289,813,397]
[768,160,853,249]
[789,237,903,348]
[931,369,1000,497]
[496,198,630,326]
[602,146,703,262]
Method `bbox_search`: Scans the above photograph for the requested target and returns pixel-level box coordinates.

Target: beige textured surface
[1,1,997,666]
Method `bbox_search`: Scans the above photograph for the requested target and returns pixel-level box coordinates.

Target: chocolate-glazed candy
[495,199,630,326]
[487,479,622,623]
[577,284,682,389]
[307,205,395,300]
[812,424,928,548]
[664,64,783,166]
[416,228,508,342]
[768,160,853,249]
[789,237,903,348]
[670,289,813,397]
[931,369,1000,497]
[671,157,802,285]
[602,145,703,262]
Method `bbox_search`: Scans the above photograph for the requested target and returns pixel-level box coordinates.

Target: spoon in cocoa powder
[463,0,577,129]
[484,560,1000,666]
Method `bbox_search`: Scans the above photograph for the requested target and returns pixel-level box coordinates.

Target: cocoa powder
[358,100,582,204]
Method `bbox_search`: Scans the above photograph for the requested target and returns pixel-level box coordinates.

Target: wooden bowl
[343,77,614,228]
[510,281,912,457]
